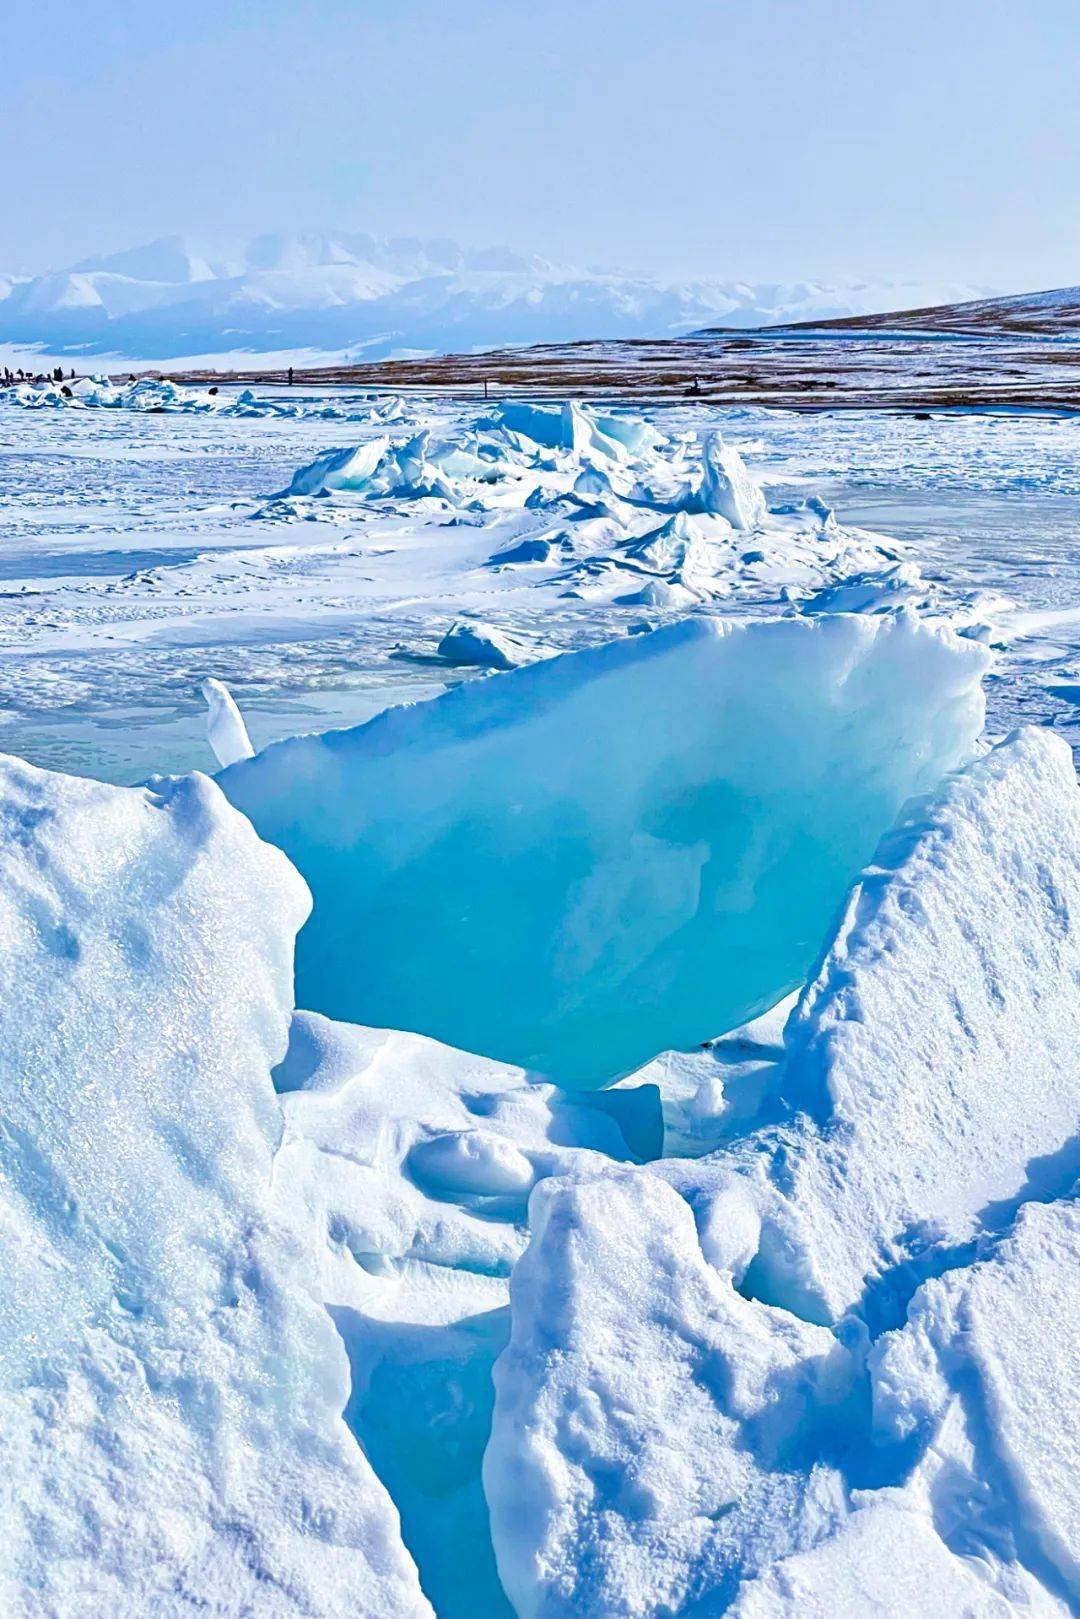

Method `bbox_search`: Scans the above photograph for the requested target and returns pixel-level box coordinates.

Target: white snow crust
[0,757,429,1618]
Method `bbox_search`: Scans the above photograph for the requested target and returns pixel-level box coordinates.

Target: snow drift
[220,614,988,1086]
[715,725,1080,1325]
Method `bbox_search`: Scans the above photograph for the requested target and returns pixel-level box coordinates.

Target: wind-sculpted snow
[485,1170,850,1619]
[0,757,429,1618]
[220,614,987,1086]
[873,1195,1080,1606]
[724,727,1080,1326]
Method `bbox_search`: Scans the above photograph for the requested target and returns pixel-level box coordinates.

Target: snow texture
[485,1170,849,1619]
[271,1013,661,1617]
[740,726,1080,1325]
[0,756,428,1618]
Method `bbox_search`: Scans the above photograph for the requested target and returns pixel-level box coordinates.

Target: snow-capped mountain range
[0,232,993,366]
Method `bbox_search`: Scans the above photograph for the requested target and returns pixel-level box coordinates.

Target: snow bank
[221,614,987,1086]
[799,560,931,616]
[0,756,428,1617]
[487,1164,1076,1618]
[485,1169,849,1619]
[740,726,1080,1323]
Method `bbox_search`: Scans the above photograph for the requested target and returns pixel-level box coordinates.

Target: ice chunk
[686,432,767,528]
[286,434,392,495]
[0,757,429,1616]
[742,727,1080,1324]
[489,400,643,462]
[201,675,254,767]
[484,1169,850,1619]
[282,428,506,503]
[220,615,987,1087]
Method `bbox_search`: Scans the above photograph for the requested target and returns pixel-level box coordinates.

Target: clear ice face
[222,612,986,1086]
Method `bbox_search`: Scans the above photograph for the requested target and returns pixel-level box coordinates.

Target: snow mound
[799,560,931,616]
[0,756,428,1617]
[436,620,539,670]
[485,1169,849,1619]
[220,614,987,1086]
[872,1194,1080,1606]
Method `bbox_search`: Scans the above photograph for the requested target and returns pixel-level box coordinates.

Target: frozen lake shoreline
[1,386,1077,782]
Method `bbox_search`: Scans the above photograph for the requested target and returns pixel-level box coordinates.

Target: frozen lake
[1,385,1077,781]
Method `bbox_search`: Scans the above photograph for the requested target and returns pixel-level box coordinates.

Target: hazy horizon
[2,0,1077,291]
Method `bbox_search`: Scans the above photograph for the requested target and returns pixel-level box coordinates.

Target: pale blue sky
[2,0,1077,288]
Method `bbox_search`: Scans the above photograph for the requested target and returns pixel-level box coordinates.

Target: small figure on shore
[684,378,702,397]
[288,366,294,386]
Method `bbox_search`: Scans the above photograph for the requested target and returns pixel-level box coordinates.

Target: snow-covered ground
[0,380,1077,1618]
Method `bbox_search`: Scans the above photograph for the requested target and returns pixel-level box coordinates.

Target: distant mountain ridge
[0,232,994,364]
[730,283,1080,338]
